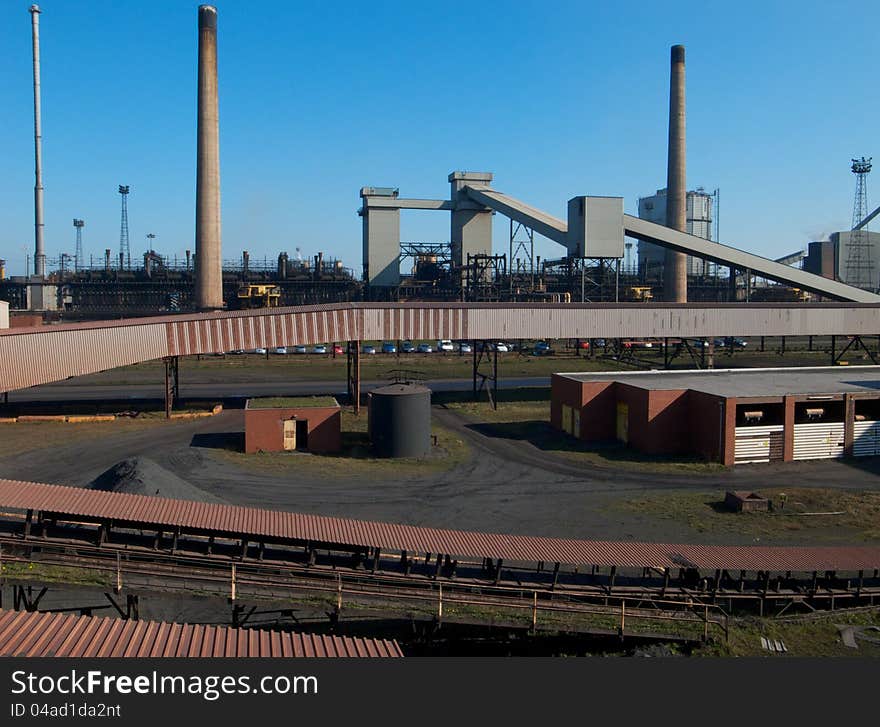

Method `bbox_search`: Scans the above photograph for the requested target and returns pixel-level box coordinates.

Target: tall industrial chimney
[195,5,223,309]
[29,5,46,279]
[663,44,687,303]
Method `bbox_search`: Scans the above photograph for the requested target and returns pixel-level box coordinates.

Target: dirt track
[2,405,880,546]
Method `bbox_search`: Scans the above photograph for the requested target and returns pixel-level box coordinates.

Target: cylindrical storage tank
[368,383,431,458]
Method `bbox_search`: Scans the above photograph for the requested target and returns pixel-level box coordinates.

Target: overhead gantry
[359,171,880,303]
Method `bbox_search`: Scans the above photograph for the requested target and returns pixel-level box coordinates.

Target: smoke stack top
[199,5,217,29]
[671,44,685,63]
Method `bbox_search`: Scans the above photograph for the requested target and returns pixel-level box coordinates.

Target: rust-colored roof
[0,609,403,657]
[1,478,879,572]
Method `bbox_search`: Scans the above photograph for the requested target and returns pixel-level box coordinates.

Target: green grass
[698,609,880,657]
[605,487,880,543]
[445,396,726,474]
[1,561,112,588]
[213,410,469,478]
[0,419,169,459]
[248,396,338,409]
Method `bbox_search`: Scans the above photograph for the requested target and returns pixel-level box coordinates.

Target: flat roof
[556,366,880,399]
[248,396,339,409]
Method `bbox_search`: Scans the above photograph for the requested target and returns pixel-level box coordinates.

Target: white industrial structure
[638,188,714,277]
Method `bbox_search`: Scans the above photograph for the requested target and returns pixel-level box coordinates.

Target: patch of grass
[606,487,880,543]
[446,398,725,474]
[248,396,338,409]
[1,561,112,588]
[699,609,880,657]
[0,419,168,459]
[211,411,469,479]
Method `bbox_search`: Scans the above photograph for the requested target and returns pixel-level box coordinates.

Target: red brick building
[245,397,341,454]
[551,367,880,465]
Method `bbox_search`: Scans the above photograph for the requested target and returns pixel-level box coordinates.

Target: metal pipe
[195,5,223,309]
[664,44,687,302]
[30,5,45,279]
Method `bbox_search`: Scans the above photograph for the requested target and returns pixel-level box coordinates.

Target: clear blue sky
[1,0,878,276]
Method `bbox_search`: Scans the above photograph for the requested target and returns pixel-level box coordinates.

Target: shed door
[282,419,297,451]
[854,421,880,457]
[616,402,628,443]
[572,409,580,439]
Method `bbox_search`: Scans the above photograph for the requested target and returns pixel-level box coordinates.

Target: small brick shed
[245,397,341,454]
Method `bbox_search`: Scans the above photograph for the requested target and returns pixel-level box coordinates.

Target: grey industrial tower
[846,157,874,290]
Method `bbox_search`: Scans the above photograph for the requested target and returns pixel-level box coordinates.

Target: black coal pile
[89,457,224,503]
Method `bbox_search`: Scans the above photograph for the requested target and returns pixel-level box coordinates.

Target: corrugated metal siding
[0,324,168,391]
[853,420,880,457]
[3,302,880,391]
[793,422,846,460]
[734,425,784,464]
[2,478,879,572]
[0,609,402,657]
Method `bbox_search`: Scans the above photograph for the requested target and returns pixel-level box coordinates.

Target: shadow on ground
[190,432,245,451]
[466,419,719,469]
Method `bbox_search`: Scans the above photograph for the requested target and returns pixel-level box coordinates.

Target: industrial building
[551,366,880,466]
[637,187,715,277]
[804,231,880,289]
[244,396,341,454]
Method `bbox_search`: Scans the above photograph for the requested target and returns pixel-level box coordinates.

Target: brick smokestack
[195,5,223,310]
[664,44,687,303]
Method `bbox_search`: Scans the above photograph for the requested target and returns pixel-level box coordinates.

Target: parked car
[230,349,245,355]
[494,342,509,353]
[594,338,606,348]
[274,347,288,355]
[417,343,433,353]
[333,344,344,355]
[577,341,590,350]
[732,338,748,348]
[311,344,327,354]
[382,341,397,354]
[436,339,454,352]
[292,345,307,354]
[534,341,551,352]
[401,340,415,353]
[458,342,472,354]
[253,347,267,355]
[713,338,726,348]
[362,344,376,354]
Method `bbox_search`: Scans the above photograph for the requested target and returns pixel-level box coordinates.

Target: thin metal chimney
[29,5,46,279]
[664,44,687,303]
[195,5,223,309]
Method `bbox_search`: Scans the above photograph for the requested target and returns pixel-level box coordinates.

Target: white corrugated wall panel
[853,421,880,457]
[793,422,845,460]
[0,324,169,391]
[735,425,784,464]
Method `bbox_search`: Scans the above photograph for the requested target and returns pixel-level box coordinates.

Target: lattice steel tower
[846,157,874,290]
[73,218,84,272]
[118,185,130,270]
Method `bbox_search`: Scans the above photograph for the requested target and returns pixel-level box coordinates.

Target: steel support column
[163,356,179,419]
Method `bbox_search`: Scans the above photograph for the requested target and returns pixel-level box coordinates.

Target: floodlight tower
[845,157,874,290]
[73,219,84,272]
[118,185,130,270]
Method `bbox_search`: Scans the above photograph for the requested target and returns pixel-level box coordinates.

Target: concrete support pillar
[359,191,401,288]
[663,45,687,303]
[783,396,795,462]
[450,172,493,284]
[195,5,223,310]
[721,397,737,466]
[844,393,855,456]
